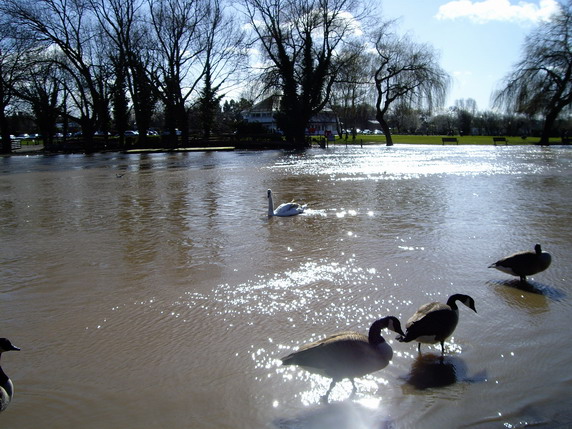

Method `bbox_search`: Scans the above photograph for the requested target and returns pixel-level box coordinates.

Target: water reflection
[2,146,572,429]
[401,353,485,392]
[488,280,564,315]
[274,399,395,429]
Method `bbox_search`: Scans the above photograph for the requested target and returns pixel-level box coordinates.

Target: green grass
[329,134,562,145]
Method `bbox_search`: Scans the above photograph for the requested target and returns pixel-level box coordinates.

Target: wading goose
[281,316,404,400]
[489,244,551,283]
[397,294,476,354]
[0,338,20,412]
[267,189,306,217]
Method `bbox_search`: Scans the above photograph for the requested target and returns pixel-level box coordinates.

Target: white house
[242,95,339,137]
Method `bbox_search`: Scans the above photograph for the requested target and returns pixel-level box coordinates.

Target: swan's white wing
[274,202,306,216]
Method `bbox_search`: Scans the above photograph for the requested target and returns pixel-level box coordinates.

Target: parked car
[124,130,139,136]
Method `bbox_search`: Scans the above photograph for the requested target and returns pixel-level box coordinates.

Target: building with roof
[242,95,339,137]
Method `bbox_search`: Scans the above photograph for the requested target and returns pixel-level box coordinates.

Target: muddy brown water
[1,145,571,428]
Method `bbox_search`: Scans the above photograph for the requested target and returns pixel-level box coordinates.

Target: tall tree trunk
[163,100,178,148]
[0,107,12,154]
[376,113,393,146]
[276,93,311,149]
[539,104,565,145]
[177,103,189,147]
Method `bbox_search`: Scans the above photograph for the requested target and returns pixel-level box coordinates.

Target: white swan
[267,189,306,217]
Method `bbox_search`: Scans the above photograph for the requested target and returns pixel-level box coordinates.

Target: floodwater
[1,145,571,428]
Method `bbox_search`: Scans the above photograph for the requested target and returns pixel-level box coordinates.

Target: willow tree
[494,1,572,145]
[243,0,366,148]
[371,23,449,146]
[329,47,372,136]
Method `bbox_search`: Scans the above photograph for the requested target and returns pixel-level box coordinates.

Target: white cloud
[435,0,560,23]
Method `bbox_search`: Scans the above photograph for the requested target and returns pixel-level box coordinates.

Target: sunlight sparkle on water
[269,146,527,181]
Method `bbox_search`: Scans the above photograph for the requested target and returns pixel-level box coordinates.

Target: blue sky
[378,0,560,111]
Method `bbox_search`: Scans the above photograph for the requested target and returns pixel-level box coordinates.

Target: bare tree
[329,47,372,135]
[196,0,247,139]
[452,98,478,136]
[243,0,366,148]
[90,0,137,142]
[14,58,63,149]
[494,1,572,145]
[371,23,449,145]
[1,0,113,148]
[90,0,158,145]
[146,0,209,146]
[0,20,37,153]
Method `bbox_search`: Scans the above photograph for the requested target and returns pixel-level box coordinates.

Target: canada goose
[281,316,404,399]
[267,189,306,217]
[489,244,551,282]
[397,294,476,354]
[0,338,20,412]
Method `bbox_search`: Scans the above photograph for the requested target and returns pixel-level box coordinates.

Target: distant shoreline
[3,135,569,156]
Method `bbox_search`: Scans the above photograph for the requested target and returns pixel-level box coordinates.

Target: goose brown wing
[281,333,387,378]
[406,302,448,327]
[404,306,458,342]
[281,332,367,364]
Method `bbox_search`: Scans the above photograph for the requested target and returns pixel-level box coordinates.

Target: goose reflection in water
[401,353,486,392]
[274,400,395,429]
[488,280,561,317]
[489,279,565,302]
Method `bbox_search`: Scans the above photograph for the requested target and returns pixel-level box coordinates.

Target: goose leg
[417,343,422,354]
[350,379,357,397]
[440,341,445,355]
[322,379,337,403]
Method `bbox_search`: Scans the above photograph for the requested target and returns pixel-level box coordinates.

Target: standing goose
[267,189,306,217]
[0,338,20,412]
[489,244,552,283]
[397,294,476,354]
[281,316,404,400]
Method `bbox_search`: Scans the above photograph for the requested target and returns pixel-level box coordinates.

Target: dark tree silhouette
[243,0,365,148]
[371,22,449,146]
[495,1,572,145]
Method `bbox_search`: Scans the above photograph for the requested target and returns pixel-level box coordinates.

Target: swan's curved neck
[268,194,274,216]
